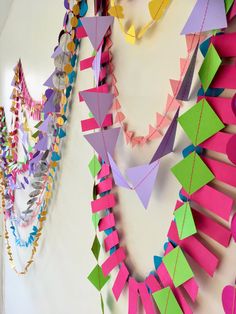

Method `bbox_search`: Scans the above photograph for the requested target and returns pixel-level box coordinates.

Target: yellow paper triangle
[125,24,136,44]
[108,5,124,18]
[149,0,170,21]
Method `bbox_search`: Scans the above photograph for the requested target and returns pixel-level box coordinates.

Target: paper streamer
[112,263,129,301]
[102,247,126,276]
[99,213,116,232]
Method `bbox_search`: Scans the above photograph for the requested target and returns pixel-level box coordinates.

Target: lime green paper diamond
[199,44,222,92]
[91,235,100,261]
[225,0,234,13]
[174,202,197,240]
[88,264,110,291]
[178,99,224,145]
[171,152,215,195]
[88,155,101,178]
[92,213,100,230]
[153,287,183,314]
[163,246,194,287]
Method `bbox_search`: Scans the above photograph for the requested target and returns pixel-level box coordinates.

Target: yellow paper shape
[137,21,153,39]
[125,24,136,44]
[108,5,124,18]
[149,0,170,21]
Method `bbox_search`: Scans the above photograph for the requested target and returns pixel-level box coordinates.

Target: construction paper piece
[211,33,236,57]
[92,213,100,230]
[84,127,120,164]
[102,247,126,276]
[145,274,161,293]
[108,154,130,189]
[80,51,110,71]
[176,44,198,101]
[154,256,162,270]
[203,156,236,187]
[149,0,170,20]
[88,155,101,178]
[35,136,48,151]
[88,264,110,291]
[38,116,52,132]
[104,230,119,251]
[91,194,116,213]
[92,46,102,86]
[225,0,234,12]
[167,221,219,276]
[165,94,181,112]
[80,91,113,126]
[174,202,197,240]
[151,109,179,163]
[97,177,113,194]
[163,246,194,287]
[138,283,156,314]
[112,263,129,301]
[125,24,136,45]
[98,164,110,179]
[76,26,87,39]
[81,114,113,132]
[181,0,227,34]
[43,71,56,88]
[156,113,171,128]
[108,5,124,18]
[91,235,101,260]
[171,152,215,195]
[200,131,233,154]
[199,44,222,92]
[79,84,109,101]
[231,213,236,242]
[170,79,180,95]
[126,160,160,209]
[182,278,199,302]
[211,64,236,89]
[229,0,236,20]
[226,135,236,165]
[153,287,183,314]
[43,91,56,114]
[181,184,233,221]
[222,285,236,314]
[51,45,63,58]
[179,99,224,146]
[128,278,139,314]
[80,16,114,50]
[99,213,116,232]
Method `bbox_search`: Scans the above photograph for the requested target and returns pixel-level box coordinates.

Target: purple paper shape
[43,92,56,115]
[38,115,52,132]
[108,154,130,189]
[80,16,114,50]
[43,70,56,88]
[92,46,102,87]
[126,160,160,209]
[80,91,113,126]
[150,109,179,164]
[181,0,227,34]
[51,46,63,58]
[84,127,120,164]
[176,44,199,101]
[35,136,48,151]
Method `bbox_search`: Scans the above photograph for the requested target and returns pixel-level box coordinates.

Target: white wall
[0,1,236,314]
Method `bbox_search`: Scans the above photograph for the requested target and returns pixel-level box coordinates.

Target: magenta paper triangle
[181,0,227,35]
[80,90,113,126]
[80,16,114,50]
[108,154,130,189]
[84,127,120,164]
[126,160,160,209]
[150,109,179,163]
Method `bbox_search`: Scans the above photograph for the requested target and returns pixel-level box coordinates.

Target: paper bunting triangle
[43,92,56,115]
[38,116,52,132]
[80,91,113,126]
[181,0,227,35]
[126,160,160,209]
[165,94,181,112]
[84,127,120,164]
[148,125,161,140]
[150,109,179,163]
[43,71,56,88]
[80,16,114,50]
[125,24,136,45]
[156,113,171,128]
[51,46,63,58]
[92,46,102,87]
[169,79,180,95]
[34,136,48,151]
[108,154,130,189]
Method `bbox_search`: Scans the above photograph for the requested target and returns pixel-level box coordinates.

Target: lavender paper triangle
[35,136,48,151]
[108,154,130,189]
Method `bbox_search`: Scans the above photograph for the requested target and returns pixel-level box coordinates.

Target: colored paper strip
[138,283,156,314]
[112,262,129,301]
[99,213,116,232]
[102,247,126,276]
[91,194,116,213]
[104,230,119,252]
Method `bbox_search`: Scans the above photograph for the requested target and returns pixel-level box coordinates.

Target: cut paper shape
[128,278,139,314]
[125,24,136,45]
[87,264,110,291]
[225,0,234,13]
[35,136,48,151]
[38,116,52,132]
[138,282,156,314]
[91,235,101,260]
[231,213,236,242]
[181,0,227,34]
[149,0,170,21]
[163,246,194,287]
[199,44,222,92]
[80,91,113,126]
[126,160,160,209]
[112,263,129,301]
[84,127,120,164]
[108,5,124,18]
[108,154,130,188]
[178,99,224,146]
[92,46,102,86]
[153,287,183,314]
[174,202,197,240]
[43,92,56,115]
[80,16,114,50]
[88,155,101,178]
[176,44,199,101]
[150,109,179,163]
[222,285,236,314]
[102,247,126,276]
[171,152,215,195]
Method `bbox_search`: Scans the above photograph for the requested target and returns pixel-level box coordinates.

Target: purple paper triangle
[38,115,52,132]
[84,127,120,164]
[80,91,113,126]
[181,0,227,34]
[51,46,63,58]
[43,71,56,88]
[80,16,114,50]
[126,160,160,209]
[43,92,56,115]
[176,44,199,101]
[108,154,130,189]
[92,46,102,87]
[35,136,48,151]
[150,109,179,163]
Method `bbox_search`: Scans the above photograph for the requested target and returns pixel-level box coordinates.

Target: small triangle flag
[108,154,130,189]
[165,94,181,112]
[169,79,180,95]
[156,113,171,128]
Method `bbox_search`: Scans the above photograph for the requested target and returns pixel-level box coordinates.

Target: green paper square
[91,235,101,261]
[178,99,224,145]
[171,152,215,195]
[153,287,183,314]
[174,202,197,240]
[88,155,101,178]
[199,44,222,92]
[88,265,110,291]
[163,246,194,287]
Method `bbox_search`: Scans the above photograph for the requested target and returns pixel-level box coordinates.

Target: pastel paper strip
[104,230,119,252]
[181,185,233,221]
[91,194,116,213]
[81,114,113,132]
[138,283,156,314]
[97,178,113,194]
[99,213,116,232]
[128,278,139,314]
[80,51,110,70]
[145,274,161,293]
[112,262,129,301]
[79,84,109,101]
[102,247,126,276]
[211,33,236,57]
